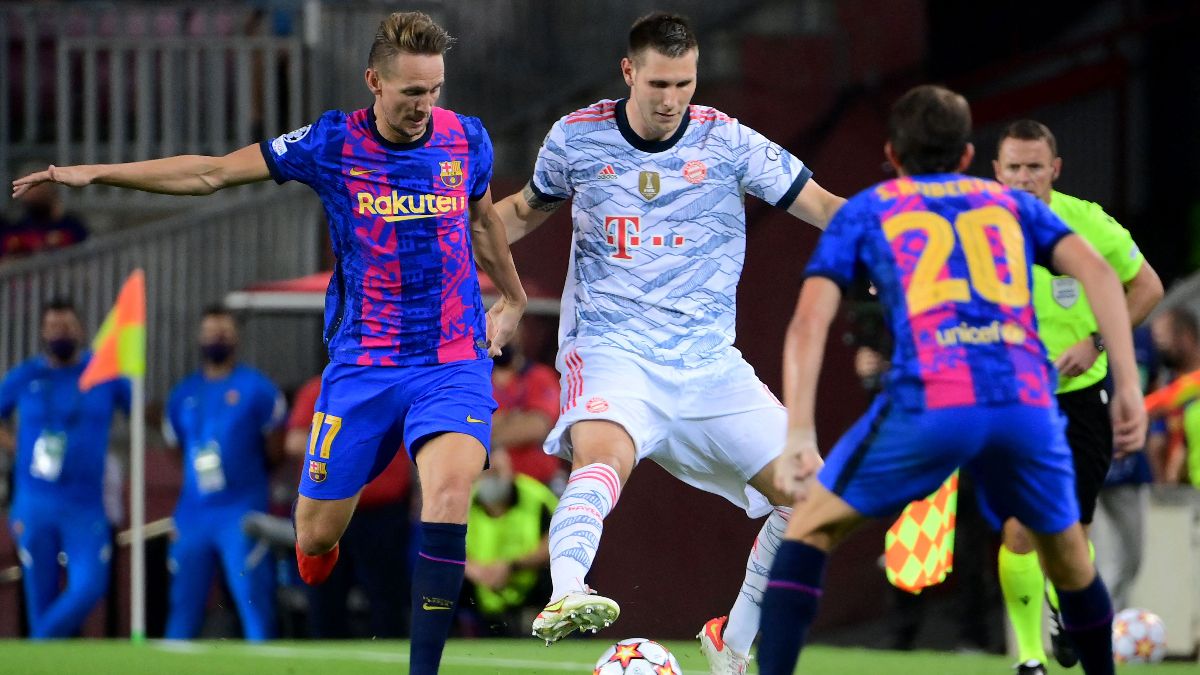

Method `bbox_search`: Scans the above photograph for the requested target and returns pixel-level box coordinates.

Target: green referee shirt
[1033,190,1145,393]
[466,474,558,615]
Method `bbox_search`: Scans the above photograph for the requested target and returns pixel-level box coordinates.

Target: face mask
[200,341,235,365]
[45,337,79,361]
[476,474,513,507]
[1159,350,1182,371]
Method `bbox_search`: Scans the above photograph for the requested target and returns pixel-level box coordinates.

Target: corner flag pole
[78,269,148,643]
[130,373,146,642]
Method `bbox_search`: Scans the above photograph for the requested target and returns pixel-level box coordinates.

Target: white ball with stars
[593,637,682,675]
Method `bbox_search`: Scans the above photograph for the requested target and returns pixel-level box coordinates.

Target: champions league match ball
[1112,608,1167,664]
[593,638,683,674]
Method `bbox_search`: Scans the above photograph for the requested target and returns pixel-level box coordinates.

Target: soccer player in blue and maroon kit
[13,12,527,672]
[754,85,1146,675]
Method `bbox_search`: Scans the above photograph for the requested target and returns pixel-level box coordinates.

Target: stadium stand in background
[1,0,1199,663]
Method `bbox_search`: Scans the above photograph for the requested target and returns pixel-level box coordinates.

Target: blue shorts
[299,359,496,500]
[818,395,1079,535]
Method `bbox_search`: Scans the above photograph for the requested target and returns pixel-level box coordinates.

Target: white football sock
[724,506,792,655]
[548,463,621,601]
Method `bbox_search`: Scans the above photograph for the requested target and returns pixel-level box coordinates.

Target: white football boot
[698,616,750,675]
[531,588,620,645]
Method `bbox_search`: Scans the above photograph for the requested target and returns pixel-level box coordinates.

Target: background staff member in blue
[1,299,131,638]
[161,305,286,640]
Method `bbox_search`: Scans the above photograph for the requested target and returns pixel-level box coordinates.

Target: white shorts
[544,342,785,517]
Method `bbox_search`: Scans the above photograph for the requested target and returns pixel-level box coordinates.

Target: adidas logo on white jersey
[597,164,619,180]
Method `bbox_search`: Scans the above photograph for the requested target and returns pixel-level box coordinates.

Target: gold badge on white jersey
[638,171,660,201]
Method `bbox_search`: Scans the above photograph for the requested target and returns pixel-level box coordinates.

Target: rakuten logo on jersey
[603,216,686,261]
[356,192,466,222]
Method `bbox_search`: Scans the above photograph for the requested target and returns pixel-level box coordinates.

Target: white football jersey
[532,99,811,368]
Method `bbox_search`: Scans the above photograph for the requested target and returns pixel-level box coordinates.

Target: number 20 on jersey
[884,205,1030,315]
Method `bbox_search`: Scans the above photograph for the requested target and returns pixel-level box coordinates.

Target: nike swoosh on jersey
[422,602,453,611]
[466,415,486,424]
[349,167,376,176]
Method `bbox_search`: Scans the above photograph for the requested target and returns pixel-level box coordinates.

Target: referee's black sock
[756,540,827,675]
[1058,574,1115,675]
[409,521,467,675]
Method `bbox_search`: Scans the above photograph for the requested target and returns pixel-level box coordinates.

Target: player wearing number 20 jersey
[756,85,1136,675]
[806,173,1079,532]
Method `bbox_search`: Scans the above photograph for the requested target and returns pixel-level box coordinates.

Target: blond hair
[368,12,453,71]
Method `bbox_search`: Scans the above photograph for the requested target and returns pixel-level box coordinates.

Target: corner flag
[79,269,145,390]
[885,470,959,594]
[78,269,149,641]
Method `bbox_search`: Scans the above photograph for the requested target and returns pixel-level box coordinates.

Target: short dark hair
[41,297,78,321]
[888,84,972,175]
[368,11,454,72]
[998,119,1058,158]
[628,12,698,60]
[1164,306,1200,343]
[201,303,235,322]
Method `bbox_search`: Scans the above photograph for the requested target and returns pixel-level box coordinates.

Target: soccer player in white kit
[495,12,844,673]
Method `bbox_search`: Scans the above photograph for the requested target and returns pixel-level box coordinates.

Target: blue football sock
[756,540,828,675]
[410,522,467,675]
[1058,574,1115,675]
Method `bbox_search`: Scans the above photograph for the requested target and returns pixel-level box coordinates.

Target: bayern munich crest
[682,160,707,184]
[586,396,610,413]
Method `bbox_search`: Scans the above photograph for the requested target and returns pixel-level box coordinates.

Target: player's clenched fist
[485,297,525,358]
[775,429,822,501]
[1110,385,1147,457]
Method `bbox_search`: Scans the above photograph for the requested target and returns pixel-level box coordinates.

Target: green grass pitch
[0,638,1195,674]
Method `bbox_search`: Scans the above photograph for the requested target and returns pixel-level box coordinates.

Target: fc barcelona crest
[308,460,328,483]
[638,171,660,201]
[439,160,464,188]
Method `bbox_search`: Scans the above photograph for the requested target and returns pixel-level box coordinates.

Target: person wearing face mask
[161,305,286,640]
[462,447,556,636]
[2,163,88,260]
[490,337,565,490]
[13,13,527,670]
[0,298,131,638]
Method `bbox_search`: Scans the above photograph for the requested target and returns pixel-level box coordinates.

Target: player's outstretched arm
[785,180,846,231]
[1052,234,1147,453]
[493,183,563,244]
[776,277,841,499]
[11,144,271,199]
[470,188,529,357]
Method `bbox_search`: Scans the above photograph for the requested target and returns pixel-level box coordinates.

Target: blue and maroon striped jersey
[261,106,492,366]
[805,174,1074,412]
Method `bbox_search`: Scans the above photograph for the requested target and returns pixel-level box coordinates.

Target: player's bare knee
[296,527,339,556]
[748,459,793,506]
[1043,556,1095,592]
[569,422,635,482]
[760,484,793,507]
[420,478,473,522]
[1033,524,1094,591]
[1002,518,1036,554]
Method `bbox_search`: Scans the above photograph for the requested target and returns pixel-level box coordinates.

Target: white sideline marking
[150,641,596,671]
